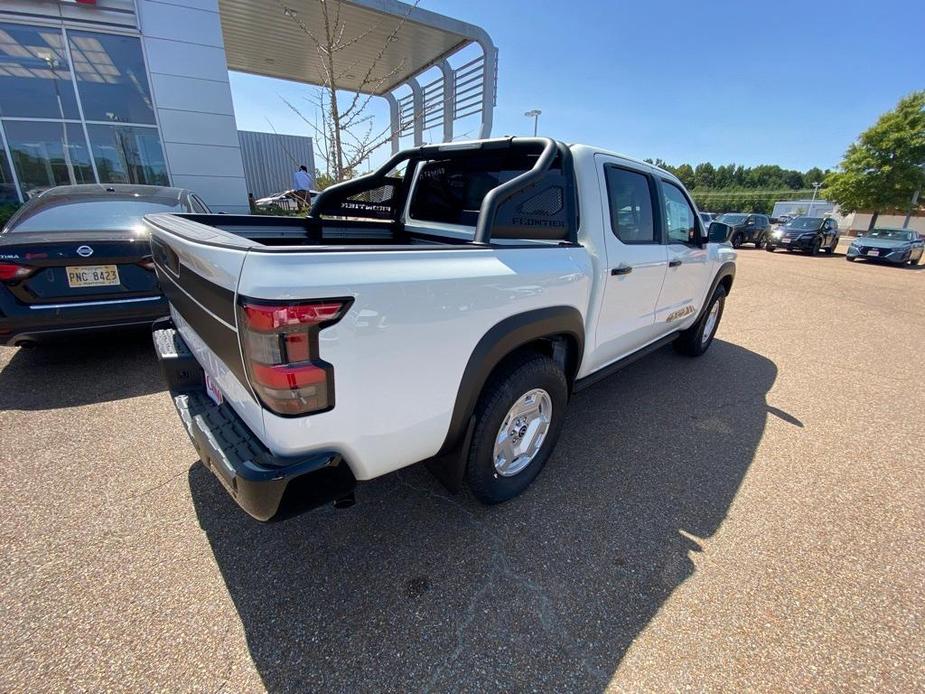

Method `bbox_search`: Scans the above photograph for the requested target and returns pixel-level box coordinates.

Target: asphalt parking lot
[1,242,923,692]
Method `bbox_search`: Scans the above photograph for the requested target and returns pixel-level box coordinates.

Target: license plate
[66,264,120,288]
[867,249,880,256]
[204,373,223,407]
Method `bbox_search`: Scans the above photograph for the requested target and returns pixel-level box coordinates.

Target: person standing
[292,165,314,210]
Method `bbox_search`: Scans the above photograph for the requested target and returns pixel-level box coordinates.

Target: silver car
[846,228,924,266]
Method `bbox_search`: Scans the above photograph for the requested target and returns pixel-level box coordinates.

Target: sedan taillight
[237,298,352,416]
[0,263,36,282]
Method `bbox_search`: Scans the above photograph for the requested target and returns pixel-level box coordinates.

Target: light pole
[524,109,541,136]
[807,181,822,217]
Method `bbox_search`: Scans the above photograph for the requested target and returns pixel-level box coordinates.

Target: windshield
[8,199,186,233]
[717,213,747,224]
[786,217,824,230]
[863,229,915,241]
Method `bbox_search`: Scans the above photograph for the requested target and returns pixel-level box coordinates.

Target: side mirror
[708,221,732,243]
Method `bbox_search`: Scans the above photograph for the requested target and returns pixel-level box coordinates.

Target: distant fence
[691,189,816,214]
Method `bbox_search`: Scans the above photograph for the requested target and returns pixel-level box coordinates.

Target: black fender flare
[701,262,735,316]
[425,306,584,490]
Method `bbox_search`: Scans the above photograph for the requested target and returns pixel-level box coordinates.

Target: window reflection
[0,23,79,119]
[87,124,168,186]
[5,120,94,199]
[68,31,155,124]
[0,151,17,204]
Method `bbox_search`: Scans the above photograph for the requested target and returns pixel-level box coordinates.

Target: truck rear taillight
[0,263,36,282]
[237,298,352,416]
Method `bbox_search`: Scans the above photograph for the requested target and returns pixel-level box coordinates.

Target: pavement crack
[120,468,188,502]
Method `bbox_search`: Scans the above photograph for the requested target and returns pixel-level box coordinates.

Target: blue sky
[229,0,925,172]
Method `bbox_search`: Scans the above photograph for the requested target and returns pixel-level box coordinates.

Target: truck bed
[146,213,475,249]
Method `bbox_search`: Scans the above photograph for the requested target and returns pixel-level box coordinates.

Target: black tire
[466,353,568,505]
[910,255,921,266]
[674,285,727,357]
[846,256,855,262]
[824,236,838,254]
[731,232,744,249]
[754,232,766,248]
[809,237,822,256]
[765,244,776,253]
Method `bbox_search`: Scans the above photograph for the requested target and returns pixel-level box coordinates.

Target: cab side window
[660,181,698,245]
[604,165,657,244]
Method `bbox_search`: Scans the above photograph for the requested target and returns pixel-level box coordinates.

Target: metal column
[437,59,455,143]
[384,92,401,154]
[407,77,424,146]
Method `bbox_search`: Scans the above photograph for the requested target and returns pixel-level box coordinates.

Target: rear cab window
[603,165,657,244]
[405,148,571,244]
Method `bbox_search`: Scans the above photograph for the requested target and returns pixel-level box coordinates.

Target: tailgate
[145,213,267,440]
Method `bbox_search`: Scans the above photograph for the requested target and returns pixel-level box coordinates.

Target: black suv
[715,213,771,248]
[766,216,840,255]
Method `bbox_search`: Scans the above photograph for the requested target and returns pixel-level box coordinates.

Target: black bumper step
[152,320,354,521]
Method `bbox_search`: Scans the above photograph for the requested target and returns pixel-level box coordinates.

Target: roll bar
[309,137,563,244]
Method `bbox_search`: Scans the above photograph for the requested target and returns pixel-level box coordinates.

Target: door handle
[668,259,682,268]
[611,265,633,276]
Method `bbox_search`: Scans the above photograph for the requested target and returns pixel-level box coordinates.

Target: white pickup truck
[148,137,736,520]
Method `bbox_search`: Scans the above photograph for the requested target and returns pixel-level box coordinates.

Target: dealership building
[0,0,496,212]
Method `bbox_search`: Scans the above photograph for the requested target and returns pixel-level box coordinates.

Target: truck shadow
[189,340,778,692]
[0,329,163,411]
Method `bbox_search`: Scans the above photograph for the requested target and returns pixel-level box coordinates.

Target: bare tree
[279,0,428,182]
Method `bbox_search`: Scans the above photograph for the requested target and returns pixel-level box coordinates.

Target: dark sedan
[766,216,839,255]
[0,184,208,346]
[846,228,924,266]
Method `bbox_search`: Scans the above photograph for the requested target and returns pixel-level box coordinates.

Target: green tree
[674,163,695,188]
[803,167,824,187]
[826,91,925,228]
[694,162,715,188]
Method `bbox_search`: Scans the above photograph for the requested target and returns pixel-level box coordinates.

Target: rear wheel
[765,244,776,253]
[754,232,767,248]
[910,255,921,266]
[824,236,838,254]
[846,256,855,262]
[674,285,726,357]
[731,232,744,249]
[466,353,568,505]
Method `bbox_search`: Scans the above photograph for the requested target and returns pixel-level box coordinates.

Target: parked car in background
[766,216,839,255]
[846,228,923,265]
[254,189,319,212]
[699,211,716,228]
[0,184,207,346]
[148,137,737,521]
[715,212,771,248]
[772,213,794,226]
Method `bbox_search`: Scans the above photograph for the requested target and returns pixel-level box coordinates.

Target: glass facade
[0,23,79,119]
[4,121,95,197]
[67,30,156,124]
[87,124,168,186]
[0,22,168,202]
